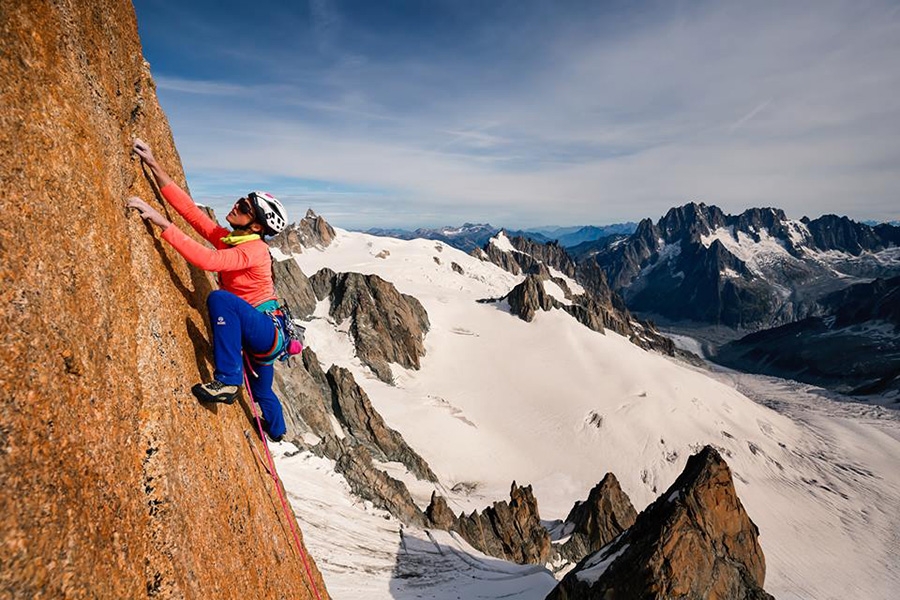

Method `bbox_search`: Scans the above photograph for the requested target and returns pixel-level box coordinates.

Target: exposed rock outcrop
[479,232,577,279]
[327,366,437,482]
[553,473,638,566]
[272,348,336,438]
[273,255,318,319]
[508,274,558,322]
[0,1,327,597]
[481,238,525,274]
[270,208,336,254]
[425,491,457,530]
[546,446,773,600]
[509,236,578,278]
[311,269,430,383]
[481,235,674,354]
[426,482,551,565]
[505,275,675,354]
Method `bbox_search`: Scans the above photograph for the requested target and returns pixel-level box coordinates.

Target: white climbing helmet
[248,191,287,235]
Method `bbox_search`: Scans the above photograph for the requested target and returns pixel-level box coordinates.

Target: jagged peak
[547,445,773,600]
[271,208,336,254]
[488,229,517,253]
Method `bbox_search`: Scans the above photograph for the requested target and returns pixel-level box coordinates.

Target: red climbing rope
[242,358,324,600]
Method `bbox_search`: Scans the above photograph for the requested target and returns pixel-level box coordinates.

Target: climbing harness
[248,300,305,365]
[242,353,324,600]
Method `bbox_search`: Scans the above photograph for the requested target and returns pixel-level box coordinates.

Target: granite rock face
[426,482,551,565]
[554,473,638,566]
[546,446,773,600]
[311,269,430,383]
[270,208,336,254]
[0,2,327,597]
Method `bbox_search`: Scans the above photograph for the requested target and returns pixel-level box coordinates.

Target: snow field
[279,229,900,600]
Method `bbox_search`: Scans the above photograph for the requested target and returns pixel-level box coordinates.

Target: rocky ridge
[426,483,552,565]
[326,365,437,482]
[476,232,675,353]
[546,446,774,600]
[267,220,438,527]
[0,1,327,597]
[366,223,553,253]
[590,202,900,329]
[270,348,433,527]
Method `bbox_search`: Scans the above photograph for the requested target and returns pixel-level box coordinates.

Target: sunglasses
[236,197,255,216]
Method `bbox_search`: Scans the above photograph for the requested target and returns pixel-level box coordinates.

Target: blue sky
[133,0,900,229]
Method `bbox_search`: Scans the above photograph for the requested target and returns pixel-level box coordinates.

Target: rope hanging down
[243,356,324,600]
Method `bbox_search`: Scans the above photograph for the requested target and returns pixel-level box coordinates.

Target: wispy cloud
[155,76,247,96]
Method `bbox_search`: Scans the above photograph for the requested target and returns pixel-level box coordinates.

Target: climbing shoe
[191,380,239,404]
[259,419,285,443]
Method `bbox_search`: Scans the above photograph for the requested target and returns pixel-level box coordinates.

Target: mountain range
[583,202,900,331]
[363,222,638,252]
[273,216,899,599]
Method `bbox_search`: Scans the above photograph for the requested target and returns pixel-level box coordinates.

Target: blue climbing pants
[207,289,286,438]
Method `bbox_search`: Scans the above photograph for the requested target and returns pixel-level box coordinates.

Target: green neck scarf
[220,232,261,246]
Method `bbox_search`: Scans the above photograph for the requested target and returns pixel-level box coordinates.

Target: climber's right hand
[133,138,157,166]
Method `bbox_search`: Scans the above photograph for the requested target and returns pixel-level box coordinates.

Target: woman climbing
[127,138,289,442]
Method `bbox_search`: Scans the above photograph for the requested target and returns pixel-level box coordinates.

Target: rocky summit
[270,208,336,254]
[546,446,773,600]
[0,1,327,597]
[552,473,638,567]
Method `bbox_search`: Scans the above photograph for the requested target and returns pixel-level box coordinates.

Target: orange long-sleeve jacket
[159,182,276,307]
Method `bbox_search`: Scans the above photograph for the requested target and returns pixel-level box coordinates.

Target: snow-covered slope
[276,229,900,600]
